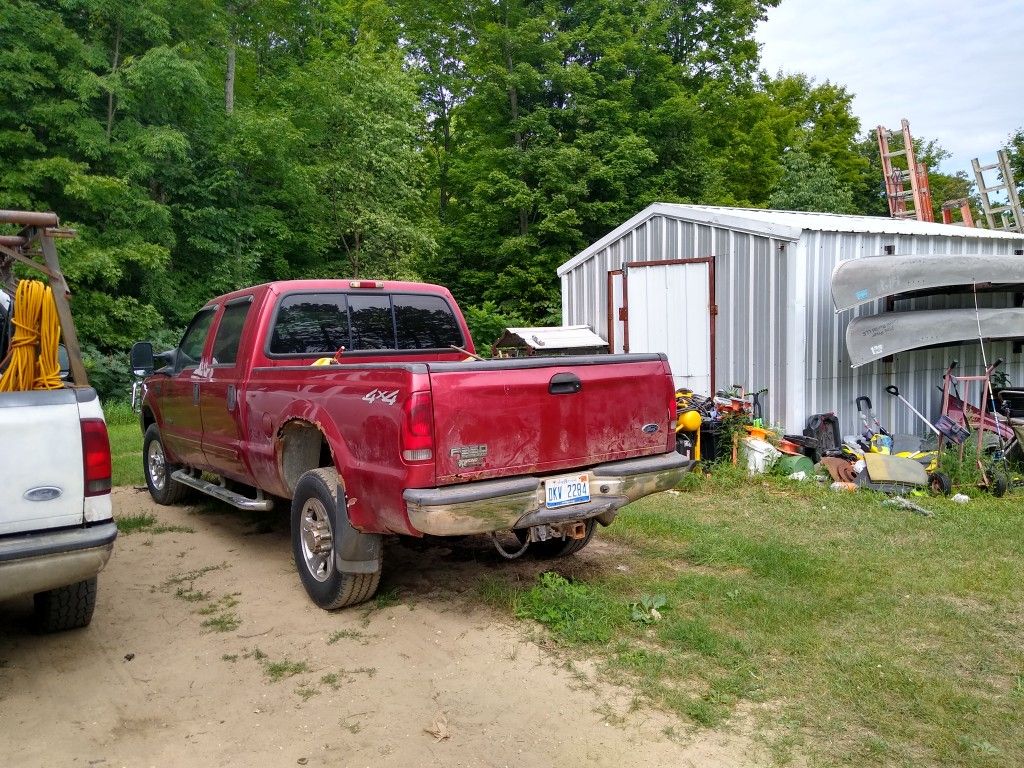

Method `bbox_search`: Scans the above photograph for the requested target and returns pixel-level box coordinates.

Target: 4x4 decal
[362,388,399,406]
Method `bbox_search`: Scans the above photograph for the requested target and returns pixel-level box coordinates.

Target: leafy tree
[768,145,856,214]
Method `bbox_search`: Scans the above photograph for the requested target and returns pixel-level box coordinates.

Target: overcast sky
[756,0,1024,176]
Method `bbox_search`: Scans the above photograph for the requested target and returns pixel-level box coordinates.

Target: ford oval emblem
[24,486,63,502]
[642,423,660,434]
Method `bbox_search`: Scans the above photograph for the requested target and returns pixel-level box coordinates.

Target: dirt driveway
[1,488,757,767]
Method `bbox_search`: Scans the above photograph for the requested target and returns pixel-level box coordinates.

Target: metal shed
[558,203,1024,436]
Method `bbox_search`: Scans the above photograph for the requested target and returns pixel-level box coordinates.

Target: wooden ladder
[877,118,935,222]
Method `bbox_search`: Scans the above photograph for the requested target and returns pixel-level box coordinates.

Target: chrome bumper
[403,453,692,537]
[0,521,117,601]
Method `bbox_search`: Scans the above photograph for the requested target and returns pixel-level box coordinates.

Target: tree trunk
[225,42,236,115]
[505,54,529,236]
[105,24,122,141]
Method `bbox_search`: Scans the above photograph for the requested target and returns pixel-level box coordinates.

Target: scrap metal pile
[674,360,1023,498]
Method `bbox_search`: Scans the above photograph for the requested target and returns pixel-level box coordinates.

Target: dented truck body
[135,279,689,608]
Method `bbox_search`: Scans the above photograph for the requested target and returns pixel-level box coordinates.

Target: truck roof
[206,279,455,307]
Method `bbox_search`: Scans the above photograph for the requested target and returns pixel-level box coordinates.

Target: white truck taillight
[401,391,434,462]
[81,418,112,496]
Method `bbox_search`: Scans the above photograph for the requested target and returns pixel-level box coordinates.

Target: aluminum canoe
[845,307,1024,368]
[831,253,1024,312]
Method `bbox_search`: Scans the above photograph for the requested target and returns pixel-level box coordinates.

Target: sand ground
[0,487,759,767]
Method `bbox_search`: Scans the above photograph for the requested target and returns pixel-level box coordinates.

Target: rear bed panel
[427,354,675,485]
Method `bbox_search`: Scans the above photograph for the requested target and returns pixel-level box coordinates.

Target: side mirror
[130,341,155,377]
[58,344,70,380]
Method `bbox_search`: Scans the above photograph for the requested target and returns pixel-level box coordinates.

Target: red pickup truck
[131,280,689,609]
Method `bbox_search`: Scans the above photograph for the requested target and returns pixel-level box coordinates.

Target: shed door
[607,270,625,353]
[624,260,713,394]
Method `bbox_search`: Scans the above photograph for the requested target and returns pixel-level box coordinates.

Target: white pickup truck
[0,210,116,632]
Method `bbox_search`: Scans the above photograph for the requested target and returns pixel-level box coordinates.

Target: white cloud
[756,0,1024,174]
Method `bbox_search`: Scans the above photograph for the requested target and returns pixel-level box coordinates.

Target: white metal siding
[800,229,1024,436]
[562,212,793,426]
[563,205,1024,437]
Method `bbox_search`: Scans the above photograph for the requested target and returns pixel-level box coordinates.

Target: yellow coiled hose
[0,279,62,392]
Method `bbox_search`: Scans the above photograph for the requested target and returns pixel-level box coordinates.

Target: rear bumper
[0,522,117,601]
[403,453,692,536]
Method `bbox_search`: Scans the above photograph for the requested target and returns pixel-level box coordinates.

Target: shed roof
[557,203,1024,276]
[494,325,607,350]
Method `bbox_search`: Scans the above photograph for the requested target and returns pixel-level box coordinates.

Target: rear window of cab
[267,292,464,356]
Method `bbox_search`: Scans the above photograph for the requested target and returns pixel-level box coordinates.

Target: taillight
[668,383,678,431]
[401,391,434,462]
[81,418,112,496]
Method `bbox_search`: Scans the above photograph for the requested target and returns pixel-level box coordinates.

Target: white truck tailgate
[0,390,85,535]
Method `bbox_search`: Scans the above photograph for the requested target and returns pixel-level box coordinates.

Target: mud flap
[332,482,382,574]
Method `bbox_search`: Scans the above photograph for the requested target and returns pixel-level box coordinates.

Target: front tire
[34,577,97,633]
[143,424,188,504]
[291,467,381,610]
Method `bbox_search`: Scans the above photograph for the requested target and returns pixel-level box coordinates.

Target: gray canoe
[831,253,1024,312]
[846,307,1024,368]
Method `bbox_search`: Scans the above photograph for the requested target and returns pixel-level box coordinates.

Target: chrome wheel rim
[300,498,334,582]
[147,439,167,491]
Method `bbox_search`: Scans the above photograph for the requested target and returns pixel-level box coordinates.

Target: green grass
[105,400,143,489]
[263,658,310,682]
[498,467,1024,766]
[115,512,193,535]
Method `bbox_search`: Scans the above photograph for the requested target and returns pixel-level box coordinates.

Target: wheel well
[141,407,156,431]
[278,420,335,496]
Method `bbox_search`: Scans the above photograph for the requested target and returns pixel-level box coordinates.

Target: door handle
[226,384,237,412]
[193,383,200,405]
[548,372,582,395]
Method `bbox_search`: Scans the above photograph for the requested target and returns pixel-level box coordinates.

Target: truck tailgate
[0,390,85,535]
[427,354,675,485]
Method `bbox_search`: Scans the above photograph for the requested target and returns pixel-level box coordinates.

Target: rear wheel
[291,468,381,609]
[143,424,188,504]
[34,577,97,633]
[928,472,952,496]
[515,519,597,558]
[990,473,1009,498]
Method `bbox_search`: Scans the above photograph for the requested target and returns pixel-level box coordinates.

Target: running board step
[171,470,274,511]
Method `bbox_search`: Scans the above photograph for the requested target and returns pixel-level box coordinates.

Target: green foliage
[768,145,856,214]
[629,593,667,624]
[461,300,526,353]
[2,0,942,343]
[516,571,623,644]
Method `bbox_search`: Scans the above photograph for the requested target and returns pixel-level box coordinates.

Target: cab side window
[211,300,251,366]
[175,309,216,372]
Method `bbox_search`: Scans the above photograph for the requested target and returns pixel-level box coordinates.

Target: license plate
[544,473,591,509]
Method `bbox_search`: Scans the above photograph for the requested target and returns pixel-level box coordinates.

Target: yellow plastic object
[0,279,62,392]
[862,453,929,485]
[311,357,335,366]
[678,409,702,433]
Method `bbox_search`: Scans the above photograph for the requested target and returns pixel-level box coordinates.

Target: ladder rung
[977,162,1000,171]
[988,205,1012,214]
[885,149,908,157]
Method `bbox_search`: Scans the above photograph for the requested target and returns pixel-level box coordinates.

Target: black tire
[516,519,597,558]
[143,424,188,505]
[990,473,1009,498]
[928,472,952,496]
[34,577,97,633]
[291,467,381,610]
